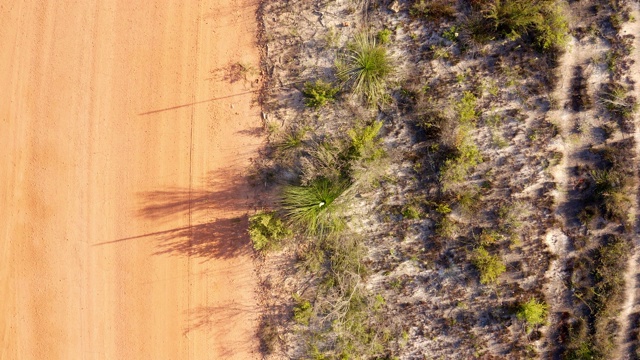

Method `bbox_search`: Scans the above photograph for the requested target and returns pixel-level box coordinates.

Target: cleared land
[0,1,262,359]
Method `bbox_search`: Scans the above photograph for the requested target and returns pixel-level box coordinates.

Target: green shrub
[376,28,393,45]
[293,295,313,325]
[517,299,548,326]
[456,91,478,124]
[402,205,421,219]
[282,177,349,235]
[534,2,569,50]
[347,120,385,161]
[302,80,339,108]
[336,33,392,105]
[248,212,291,251]
[478,229,501,247]
[472,247,506,284]
[442,25,460,42]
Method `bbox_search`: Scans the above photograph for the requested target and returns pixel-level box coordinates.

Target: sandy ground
[0,1,262,359]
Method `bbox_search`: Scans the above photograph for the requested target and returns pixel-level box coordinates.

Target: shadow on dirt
[95,170,257,261]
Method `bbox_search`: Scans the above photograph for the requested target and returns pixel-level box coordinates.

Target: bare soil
[0,1,263,359]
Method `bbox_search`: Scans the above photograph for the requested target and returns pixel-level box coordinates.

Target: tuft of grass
[302,80,339,108]
[336,33,392,105]
[282,177,349,236]
[484,0,568,51]
[248,212,291,251]
[472,247,506,284]
[276,127,307,151]
[517,298,548,326]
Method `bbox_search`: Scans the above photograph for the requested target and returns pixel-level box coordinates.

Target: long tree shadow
[98,169,258,261]
[152,216,252,260]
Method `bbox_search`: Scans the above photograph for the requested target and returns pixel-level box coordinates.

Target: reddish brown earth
[0,1,263,358]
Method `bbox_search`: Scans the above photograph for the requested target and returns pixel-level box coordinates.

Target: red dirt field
[0,1,263,359]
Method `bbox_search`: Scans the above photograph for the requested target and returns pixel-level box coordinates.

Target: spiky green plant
[282,178,349,235]
[336,33,392,105]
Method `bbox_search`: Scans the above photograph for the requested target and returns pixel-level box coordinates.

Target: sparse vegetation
[257,0,639,357]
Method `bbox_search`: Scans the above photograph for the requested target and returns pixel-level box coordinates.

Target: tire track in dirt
[542,34,605,357]
[616,5,640,358]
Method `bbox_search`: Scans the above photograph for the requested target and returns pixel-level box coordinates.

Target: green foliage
[534,2,569,50]
[248,212,291,251]
[517,299,548,326]
[293,295,313,325]
[440,128,482,191]
[486,0,543,40]
[302,80,339,108]
[282,177,349,236]
[478,229,501,247]
[347,120,385,161]
[442,25,460,42]
[402,205,421,219]
[484,0,568,50]
[472,247,506,284]
[456,91,478,124]
[376,28,392,45]
[336,33,392,105]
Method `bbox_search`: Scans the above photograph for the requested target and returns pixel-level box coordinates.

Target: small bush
[336,33,392,105]
[347,121,385,161]
[472,247,506,284]
[456,91,478,124]
[282,177,349,235]
[402,205,421,219]
[376,28,392,45]
[293,295,313,325]
[248,212,291,251]
[478,229,501,247]
[302,80,339,108]
[517,299,548,326]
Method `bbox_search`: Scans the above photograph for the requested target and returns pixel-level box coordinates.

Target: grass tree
[336,32,392,105]
[281,177,350,236]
